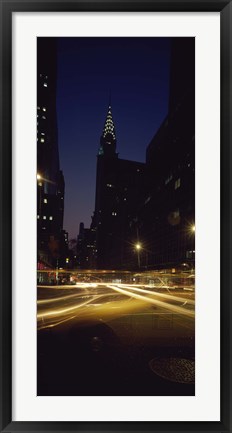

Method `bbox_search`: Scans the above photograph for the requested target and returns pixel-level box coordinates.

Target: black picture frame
[0,0,231,432]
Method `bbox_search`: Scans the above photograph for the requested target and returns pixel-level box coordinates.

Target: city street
[37,270,195,396]
[36,37,196,398]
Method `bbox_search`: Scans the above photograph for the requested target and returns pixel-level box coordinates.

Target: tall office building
[37,38,65,268]
[93,104,146,269]
[76,222,96,269]
[142,37,195,268]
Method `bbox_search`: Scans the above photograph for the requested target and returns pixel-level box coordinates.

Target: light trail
[37,295,101,319]
[38,283,92,289]
[116,283,195,305]
[37,280,195,331]
[38,293,83,305]
[107,284,195,318]
[38,315,77,329]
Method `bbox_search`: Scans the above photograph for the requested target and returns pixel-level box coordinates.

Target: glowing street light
[135,243,142,269]
[187,223,195,236]
[37,174,44,220]
[37,173,43,187]
[37,172,56,185]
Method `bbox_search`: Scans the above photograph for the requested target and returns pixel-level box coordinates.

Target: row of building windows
[165,165,193,189]
[37,215,53,220]
[37,106,47,112]
[164,175,181,190]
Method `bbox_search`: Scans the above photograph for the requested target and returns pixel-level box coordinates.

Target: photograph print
[37,36,195,396]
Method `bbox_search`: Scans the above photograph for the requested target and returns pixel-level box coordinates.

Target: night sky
[56,37,171,240]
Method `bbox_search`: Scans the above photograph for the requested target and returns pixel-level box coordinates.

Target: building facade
[141,37,195,269]
[76,222,96,269]
[37,38,66,268]
[93,105,147,269]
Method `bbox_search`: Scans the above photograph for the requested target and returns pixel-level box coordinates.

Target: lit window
[124,198,127,201]
[137,169,140,172]
[107,183,113,188]
[43,83,47,87]
[41,132,45,136]
[175,178,181,189]
[112,212,117,216]
[42,116,46,120]
[186,250,195,259]
[40,138,45,143]
[173,209,180,219]
[37,215,40,219]
[42,107,46,112]
[43,216,46,220]
[165,174,173,185]
[37,106,40,110]
[49,216,53,220]
[43,198,47,203]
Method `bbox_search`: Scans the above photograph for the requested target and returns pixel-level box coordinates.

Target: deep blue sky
[57,37,171,240]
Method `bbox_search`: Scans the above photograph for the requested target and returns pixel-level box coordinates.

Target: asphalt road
[37,273,195,396]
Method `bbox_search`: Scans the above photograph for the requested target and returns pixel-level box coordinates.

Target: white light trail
[107,284,194,318]
[37,295,101,319]
[38,293,82,305]
[117,283,195,305]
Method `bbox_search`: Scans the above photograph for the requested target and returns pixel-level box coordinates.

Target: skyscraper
[37,38,65,268]
[142,37,195,268]
[93,104,146,269]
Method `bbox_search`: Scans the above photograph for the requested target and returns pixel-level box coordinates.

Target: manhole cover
[149,357,195,384]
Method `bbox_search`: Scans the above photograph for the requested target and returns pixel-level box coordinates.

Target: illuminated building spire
[98,104,117,157]
[102,105,116,140]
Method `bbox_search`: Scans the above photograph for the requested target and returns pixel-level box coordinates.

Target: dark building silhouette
[93,37,195,271]
[37,38,65,268]
[77,222,96,269]
[93,105,146,269]
[141,37,195,269]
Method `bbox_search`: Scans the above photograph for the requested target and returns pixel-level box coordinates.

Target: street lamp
[135,243,142,269]
[37,173,43,186]
[37,173,43,219]
[37,172,56,186]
